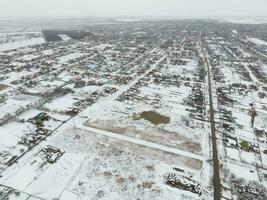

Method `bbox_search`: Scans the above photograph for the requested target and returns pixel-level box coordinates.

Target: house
[28,112,49,125]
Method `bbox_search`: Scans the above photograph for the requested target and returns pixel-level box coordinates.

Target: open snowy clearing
[0,128,207,200]
[248,37,267,46]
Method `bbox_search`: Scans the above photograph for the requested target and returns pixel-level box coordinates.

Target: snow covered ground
[0,128,205,200]
[220,17,267,24]
[58,52,84,63]
[204,32,267,199]
[248,37,267,46]
[0,32,45,52]
[58,34,72,41]
[0,20,266,200]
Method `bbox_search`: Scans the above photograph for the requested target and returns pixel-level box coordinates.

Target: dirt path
[79,125,204,162]
[200,34,222,200]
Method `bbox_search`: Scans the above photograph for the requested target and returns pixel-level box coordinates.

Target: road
[79,125,203,161]
[200,34,222,200]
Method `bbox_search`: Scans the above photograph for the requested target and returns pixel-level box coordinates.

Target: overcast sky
[0,0,267,18]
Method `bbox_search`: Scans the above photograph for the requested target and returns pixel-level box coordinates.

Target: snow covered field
[58,52,84,63]
[220,17,267,24]
[0,127,205,200]
[248,37,267,46]
[0,32,45,52]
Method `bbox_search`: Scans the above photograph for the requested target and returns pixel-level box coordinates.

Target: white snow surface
[248,37,267,46]
[0,37,45,52]
[58,52,84,63]
[58,34,72,41]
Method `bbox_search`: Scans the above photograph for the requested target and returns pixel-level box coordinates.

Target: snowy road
[200,33,222,200]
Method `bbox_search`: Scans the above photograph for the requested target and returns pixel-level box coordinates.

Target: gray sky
[0,0,267,18]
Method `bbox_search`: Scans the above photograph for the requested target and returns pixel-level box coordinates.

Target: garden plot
[91,43,114,50]
[18,109,70,122]
[0,95,41,120]
[219,63,245,84]
[0,69,37,85]
[239,150,262,166]
[224,135,263,167]
[25,85,55,95]
[258,168,267,188]
[0,122,36,171]
[43,84,105,114]
[0,185,43,200]
[18,54,39,61]
[231,108,260,140]
[225,147,240,161]
[58,52,84,63]
[207,37,267,198]
[39,79,65,88]
[260,146,267,169]
[226,161,260,183]
[0,128,209,200]
[0,100,22,120]
[43,93,79,113]
[25,80,66,95]
[41,117,62,131]
[1,150,86,200]
[42,49,54,55]
[68,85,104,95]
[162,59,198,78]
[0,106,67,171]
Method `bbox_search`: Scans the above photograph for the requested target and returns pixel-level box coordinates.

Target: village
[0,19,266,200]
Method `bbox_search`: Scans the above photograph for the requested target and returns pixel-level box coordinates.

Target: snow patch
[248,37,267,46]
